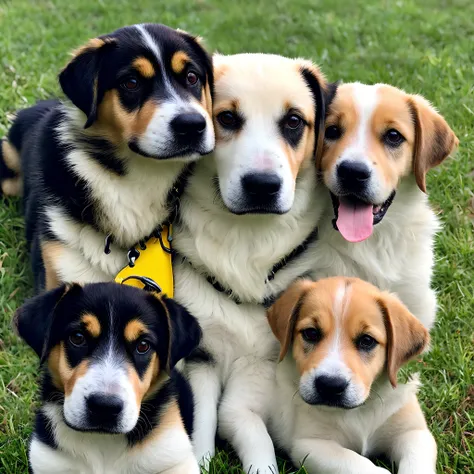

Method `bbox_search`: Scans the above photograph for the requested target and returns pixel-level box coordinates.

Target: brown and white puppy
[268,277,436,474]
[15,282,202,474]
[311,83,458,328]
[0,24,214,292]
[173,54,331,473]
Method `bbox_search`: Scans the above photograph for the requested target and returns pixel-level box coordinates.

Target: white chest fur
[64,148,184,248]
[29,404,196,474]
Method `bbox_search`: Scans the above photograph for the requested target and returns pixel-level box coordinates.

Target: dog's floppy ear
[13,284,79,362]
[407,94,458,193]
[267,279,314,361]
[158,296,202,371]
[297,60,333,167]
[377,293,430,387]
[59,37,116,129]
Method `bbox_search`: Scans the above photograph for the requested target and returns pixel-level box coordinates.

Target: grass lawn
[0,0,473,472]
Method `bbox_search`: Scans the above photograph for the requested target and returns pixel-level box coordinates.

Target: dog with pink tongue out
[310,82,458,329]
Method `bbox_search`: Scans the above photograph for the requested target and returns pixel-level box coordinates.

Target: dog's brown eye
[136,340,150,355]
[186,70,199,86]
[217,111,238,128]
[325,125,342,140]
[301,328,322,344]
[121,76,140,91]
[69,332,86,347]
[285,114,303,129]
[356,334,378,351]
[383,129,405,147]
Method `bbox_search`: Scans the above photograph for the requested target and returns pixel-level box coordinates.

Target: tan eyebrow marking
[133,56,156,78]
[171,51,190,74]
[81,314,101,338]
[125,319,148,342]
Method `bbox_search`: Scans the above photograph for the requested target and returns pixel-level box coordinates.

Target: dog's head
[211,53,330,215]
[15,283,201,434]
[59,23,214,160]
[320,83,458,242]
[268,277,429,409]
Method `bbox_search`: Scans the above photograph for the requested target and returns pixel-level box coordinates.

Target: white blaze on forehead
[348,82,380,153]
[333,281,351,324]
[315,282,352,376]
[135,24,179,101]
[136,24,164,66]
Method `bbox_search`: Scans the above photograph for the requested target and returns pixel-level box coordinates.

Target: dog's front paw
[197,452,213,472]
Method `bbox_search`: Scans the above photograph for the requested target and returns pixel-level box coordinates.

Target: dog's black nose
[315,375,349,398]
[86,394,123,420]
[241,172,282,198]
[171,113,206,136]
[337,161,371,193]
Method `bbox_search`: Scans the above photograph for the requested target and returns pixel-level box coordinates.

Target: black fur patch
[186,347,215,365]
[300,67,326,155]
[278,114,305,149]
[127,370,195,445]
[75,136,126,176]
[34,408,58,449]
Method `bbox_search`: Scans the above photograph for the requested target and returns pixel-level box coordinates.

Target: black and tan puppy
[0,24,214,291]
[15,282,201,474]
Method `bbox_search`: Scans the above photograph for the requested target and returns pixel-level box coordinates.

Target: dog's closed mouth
[331,191,396,243]
[128,141,211,160]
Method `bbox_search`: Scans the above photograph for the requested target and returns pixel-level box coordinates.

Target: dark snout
[336,160,371,195]
[171,112,207,145]
[86,393,124,430]
[238,172,282,213]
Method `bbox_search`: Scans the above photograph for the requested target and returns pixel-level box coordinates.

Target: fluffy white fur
[271,360,436,474]
[29,404,198,474]
[173,53,327,474]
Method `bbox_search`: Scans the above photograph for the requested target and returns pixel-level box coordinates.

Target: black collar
[181,227,318,307]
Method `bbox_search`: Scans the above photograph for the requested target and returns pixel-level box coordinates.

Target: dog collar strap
[183,227,319,305]
[115,225,174,297]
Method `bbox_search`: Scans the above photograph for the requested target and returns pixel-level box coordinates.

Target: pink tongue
[337,200,374,243]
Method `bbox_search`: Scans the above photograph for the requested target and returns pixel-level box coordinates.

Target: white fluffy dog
[173,53,331,473]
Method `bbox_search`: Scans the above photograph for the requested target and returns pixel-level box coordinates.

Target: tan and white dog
[173,54,331,473]
[268,277,436,474]
[311,83,458,329]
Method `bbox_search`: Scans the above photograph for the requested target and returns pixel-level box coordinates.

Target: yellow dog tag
[115,225,174,298]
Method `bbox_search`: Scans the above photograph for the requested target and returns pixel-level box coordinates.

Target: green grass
[0,0,473,472]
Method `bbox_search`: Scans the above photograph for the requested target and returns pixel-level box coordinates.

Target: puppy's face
[320,83,458,242]
[212,54,328,215]
[268,278,429,409]
[15,283,201,434]
[60,23,214,161]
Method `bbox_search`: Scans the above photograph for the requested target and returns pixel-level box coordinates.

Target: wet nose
[86,393,123,421]
[170,113,206,136]
[337,160,371,193]
[241,172,282,198]
[315,375,349,399]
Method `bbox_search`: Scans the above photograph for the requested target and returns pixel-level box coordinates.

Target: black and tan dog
[0,23,214,291]
[15,282,202,474]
